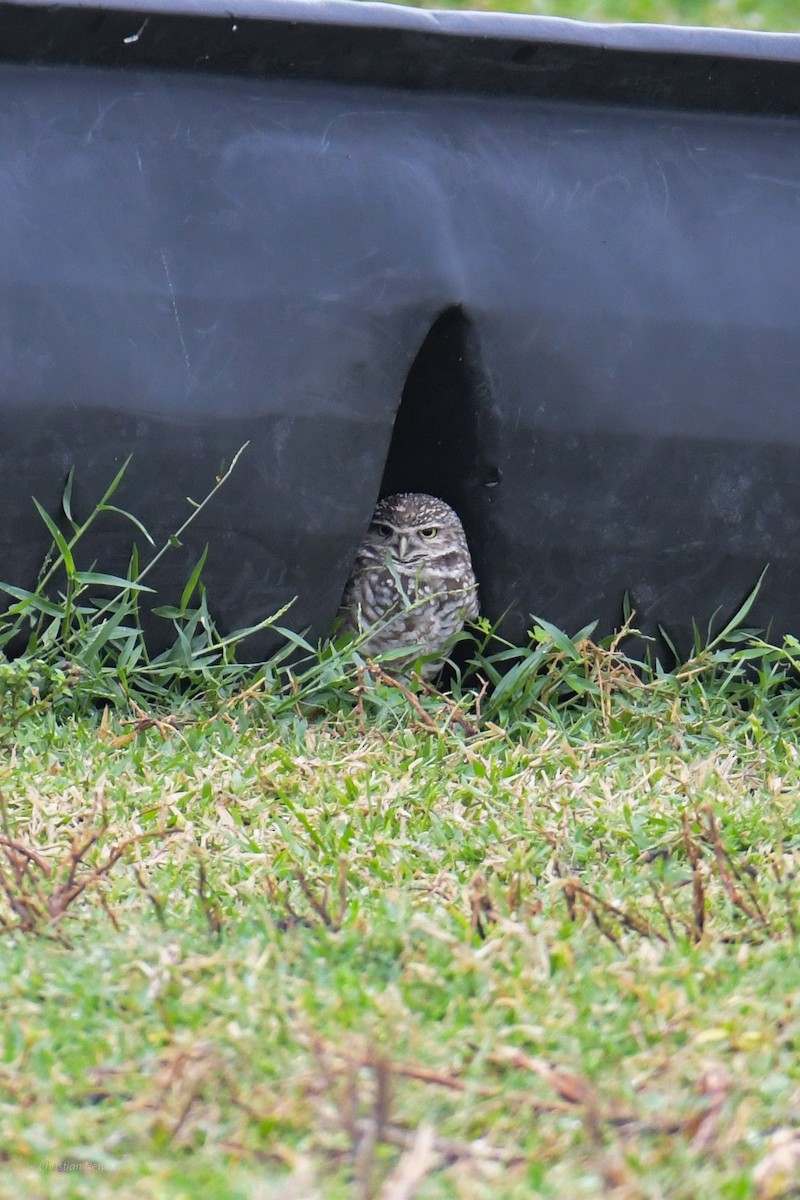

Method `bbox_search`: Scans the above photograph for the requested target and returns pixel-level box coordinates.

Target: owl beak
[397,534,410,562]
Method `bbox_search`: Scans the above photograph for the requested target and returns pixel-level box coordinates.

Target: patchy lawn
[1,655,799,1198]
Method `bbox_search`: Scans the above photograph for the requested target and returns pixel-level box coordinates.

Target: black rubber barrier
[3,0,800,657]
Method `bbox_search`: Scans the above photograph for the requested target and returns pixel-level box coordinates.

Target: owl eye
[373,523,393,538]
[419,526,439,539]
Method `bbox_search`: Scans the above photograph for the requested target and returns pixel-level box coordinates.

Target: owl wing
[463,582,480,623]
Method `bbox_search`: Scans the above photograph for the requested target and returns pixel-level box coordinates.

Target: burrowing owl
[339,493,479,679]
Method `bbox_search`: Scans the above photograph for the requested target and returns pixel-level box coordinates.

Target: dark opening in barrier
[379,307,501,625]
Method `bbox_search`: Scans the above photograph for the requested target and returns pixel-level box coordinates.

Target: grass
[386,0,800,34]
[3,661,800,1198]
[1,456,800,1197]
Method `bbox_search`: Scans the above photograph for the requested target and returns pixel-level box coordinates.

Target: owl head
[361,493,469,565]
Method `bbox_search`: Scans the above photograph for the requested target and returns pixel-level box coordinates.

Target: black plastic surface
[2,0,800,656]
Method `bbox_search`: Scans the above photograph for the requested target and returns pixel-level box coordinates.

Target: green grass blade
[531,616,586,660]
[32,498,75,576]
[706,566,769,651]
[180,547,209,614]
[79,604,132,664]
[72,572,156,593]
[98,505,156,545]
[0,584,64,617]
[61,467,76,527]
[97,455,133,507]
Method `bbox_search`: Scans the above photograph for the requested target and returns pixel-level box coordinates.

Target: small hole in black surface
[379,306,501,626]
